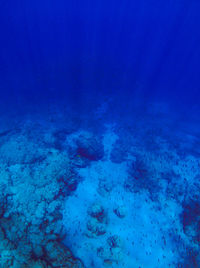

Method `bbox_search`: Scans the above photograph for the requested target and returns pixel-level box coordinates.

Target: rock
[28,259,47,268]
[181,199,200,242]
[113,205,126,218]
[32,244,44,259]
[57,170,81,197]
[0,250,13,267]
[88,202,106,223]
[0,183,8,218]
[107,235,121,248]
[128,157,149,181]
[125,155,160,199]
[98,178,113,197]
[45,241,83,267]
[87,218,106,237]
[97,235,123,265]
[76,134,104,161]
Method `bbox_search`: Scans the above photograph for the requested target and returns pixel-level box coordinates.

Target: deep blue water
[1,0,200,109]
[1,1,200,267]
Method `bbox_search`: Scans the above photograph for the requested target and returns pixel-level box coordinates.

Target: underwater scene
[1,0,200,267]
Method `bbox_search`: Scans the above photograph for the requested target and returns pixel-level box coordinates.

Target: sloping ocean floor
[0,100,200,267]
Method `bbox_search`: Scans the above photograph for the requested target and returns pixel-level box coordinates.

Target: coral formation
[88,202,107,223]
[76,134,104,161]
[113,205,126,218]
[0,127,84,267]
[86,218,107,237]
[124,155,161,199]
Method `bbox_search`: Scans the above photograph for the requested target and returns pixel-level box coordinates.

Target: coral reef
[0,127,84,267]
[181,199,200,244]
[75,134,104,161]
[1,100,200,267]
[124,155,161,199]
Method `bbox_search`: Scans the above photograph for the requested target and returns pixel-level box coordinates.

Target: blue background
[0,0,200,110]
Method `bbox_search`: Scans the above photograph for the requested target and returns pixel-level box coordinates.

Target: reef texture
[0,121,84,267]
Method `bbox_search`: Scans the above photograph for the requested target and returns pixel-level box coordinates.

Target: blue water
[0,0,200,267]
